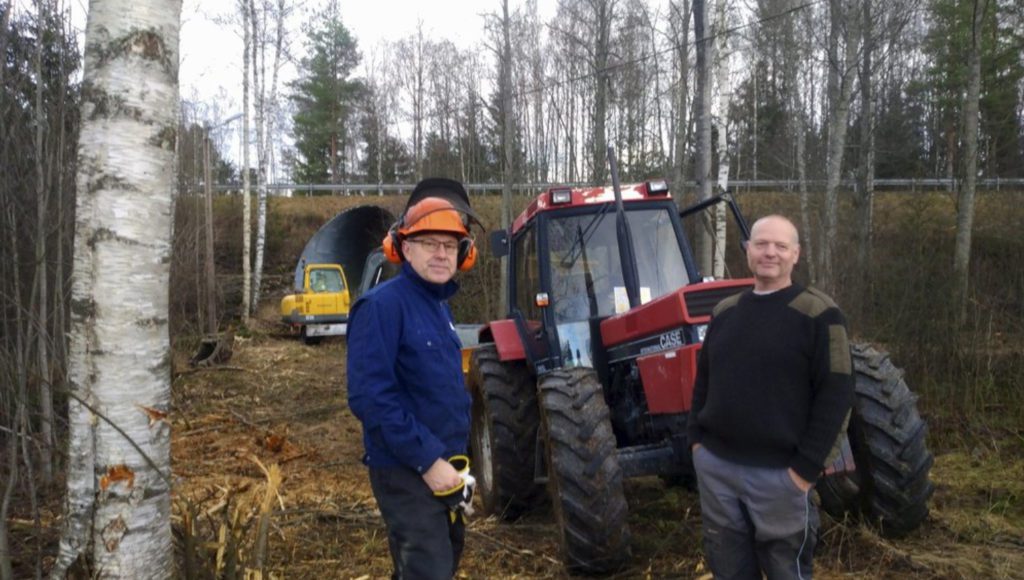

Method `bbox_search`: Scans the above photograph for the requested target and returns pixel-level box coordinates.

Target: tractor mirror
[489,230,509,258]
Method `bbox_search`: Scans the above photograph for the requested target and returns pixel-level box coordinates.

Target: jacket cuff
[790,454,822,484]
[411,441,446,475]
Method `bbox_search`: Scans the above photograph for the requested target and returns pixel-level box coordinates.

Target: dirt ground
[168,306,1024,579]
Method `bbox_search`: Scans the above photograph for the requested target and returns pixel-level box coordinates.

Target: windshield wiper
[560,202,613,269]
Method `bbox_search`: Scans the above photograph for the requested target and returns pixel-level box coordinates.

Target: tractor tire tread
[818,343,935,537]
[469,345,545,520]
[540,368,631,574]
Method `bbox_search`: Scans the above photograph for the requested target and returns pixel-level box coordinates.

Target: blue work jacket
[346,262,470,473]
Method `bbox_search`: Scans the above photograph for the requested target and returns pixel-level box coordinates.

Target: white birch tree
[669,0,691,208]
[34,0,55,483]
[241,0,252,322]
[250,0,266,316]
[789,4,816,283]
[712,0,733,278]
[500,0,514,314]
[954,0,988,320]
[820,0,860,294]
[693,0,715,274]
[51,0,180,576]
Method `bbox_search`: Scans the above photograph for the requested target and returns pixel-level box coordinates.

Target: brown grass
[163,298,1024,579]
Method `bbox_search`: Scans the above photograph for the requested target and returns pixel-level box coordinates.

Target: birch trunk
[51,0,180,576]
[500,0,514,315]
[954,0,987,320]
[794,96,814,283]
[592,0,611,184]
[1,203,27,580]
[241,0,252,322]
[820,0,859,294]
[251,0,267,315]
[712,0,731,279]
[34,0,54,482]
[854,0,876,291]
[693,0,714,275]
[789,1,814,283]
[670,0,690,209]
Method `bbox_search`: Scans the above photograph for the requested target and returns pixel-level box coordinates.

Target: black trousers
[369,466,466,580]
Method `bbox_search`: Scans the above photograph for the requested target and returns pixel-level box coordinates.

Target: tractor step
[617,441,683,478]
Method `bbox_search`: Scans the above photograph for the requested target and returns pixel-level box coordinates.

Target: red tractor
[467,172,934,573]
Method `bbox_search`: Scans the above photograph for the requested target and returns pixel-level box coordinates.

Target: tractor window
[547,207,690,322]
[627,208,690,300]
[513,228,541,321]
[309,269,344,293]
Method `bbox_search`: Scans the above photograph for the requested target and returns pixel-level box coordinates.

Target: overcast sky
[51,0,554,112]
[179,0,521,110]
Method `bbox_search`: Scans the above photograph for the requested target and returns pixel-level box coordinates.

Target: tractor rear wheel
[468,345,545,519]
[539,368,631,574]
[817,343,935,536]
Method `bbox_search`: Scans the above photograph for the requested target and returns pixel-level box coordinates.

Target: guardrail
[212,178,1024,195]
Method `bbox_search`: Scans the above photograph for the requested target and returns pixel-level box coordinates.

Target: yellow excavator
[280,205,396,345]
[280,263,351,345]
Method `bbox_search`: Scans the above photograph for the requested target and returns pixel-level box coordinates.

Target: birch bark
[52,0,180,576]
[954,0,988,320]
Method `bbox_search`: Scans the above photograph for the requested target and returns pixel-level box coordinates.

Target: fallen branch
[176,365,250,377]
[230,409,271,430]
[468,529,562,566]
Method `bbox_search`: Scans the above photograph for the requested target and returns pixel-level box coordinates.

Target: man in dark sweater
[688,214,854,579]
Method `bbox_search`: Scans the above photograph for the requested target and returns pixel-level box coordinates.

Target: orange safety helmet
[399,197,470,238]
[382,196,478,271]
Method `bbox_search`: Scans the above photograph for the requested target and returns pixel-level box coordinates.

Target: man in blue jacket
[347,178,479,579]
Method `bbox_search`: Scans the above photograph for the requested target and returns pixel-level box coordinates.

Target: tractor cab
[506,183,700,375]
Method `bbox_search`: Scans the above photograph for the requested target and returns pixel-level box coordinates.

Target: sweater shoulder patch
[712,292,742,316]
[787,288,837,318]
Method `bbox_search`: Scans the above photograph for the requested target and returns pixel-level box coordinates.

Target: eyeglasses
[408,238,459,254]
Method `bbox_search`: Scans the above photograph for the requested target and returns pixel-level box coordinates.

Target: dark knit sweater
[687,283,854,483]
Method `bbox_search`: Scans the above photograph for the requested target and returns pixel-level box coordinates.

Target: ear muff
[382,225,404,264]
[457,238,477,271]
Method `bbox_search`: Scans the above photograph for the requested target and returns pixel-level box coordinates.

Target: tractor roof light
[646,180,669,196]
[550,188,572,205]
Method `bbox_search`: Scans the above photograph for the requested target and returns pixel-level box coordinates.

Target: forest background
[0,0,1022,576]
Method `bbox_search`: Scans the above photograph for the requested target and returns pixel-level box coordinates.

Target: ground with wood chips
[167,306,1024,579]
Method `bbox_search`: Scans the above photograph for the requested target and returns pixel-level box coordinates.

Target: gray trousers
[369,466,466,580]
[693,446,818,580]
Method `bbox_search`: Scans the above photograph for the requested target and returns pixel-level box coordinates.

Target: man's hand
[422,458,462,493]
[787,468,812,493]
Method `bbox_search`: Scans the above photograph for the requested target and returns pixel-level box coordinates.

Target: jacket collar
[401,262,459,301]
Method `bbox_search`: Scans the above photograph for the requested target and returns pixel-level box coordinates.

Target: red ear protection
[456,238,477,271]
[382,226,403,264]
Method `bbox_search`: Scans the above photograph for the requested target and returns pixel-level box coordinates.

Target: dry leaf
[99,464,135,491]
[137,404,168,426]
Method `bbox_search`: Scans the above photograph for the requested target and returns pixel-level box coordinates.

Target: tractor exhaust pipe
[607,146,641,310]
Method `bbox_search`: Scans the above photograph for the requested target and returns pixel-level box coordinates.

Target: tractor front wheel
[539,368,631,574]
[468,345,545,519]
[817,343,935,536]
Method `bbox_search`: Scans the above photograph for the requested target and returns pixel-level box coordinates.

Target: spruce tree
[289,2,363,185]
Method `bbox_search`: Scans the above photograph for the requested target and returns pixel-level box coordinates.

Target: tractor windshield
[547,207,690,324]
